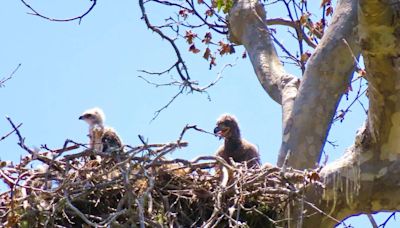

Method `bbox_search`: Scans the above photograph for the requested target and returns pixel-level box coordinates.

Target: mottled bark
[278,0,360,169]
[359,0,400,149]
[228,0,400,227]
[228,0,360,170]
[228,0,299,168]
[303,1,400,227]
[303,124,400,227]
[228,0,299,106]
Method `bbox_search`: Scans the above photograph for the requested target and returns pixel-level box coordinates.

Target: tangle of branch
[0,117,326,227]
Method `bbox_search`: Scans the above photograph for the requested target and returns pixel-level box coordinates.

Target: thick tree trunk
[278,0,360,169]
[229,0,400,227]
[228,0,360,170]
[228,0,300,151]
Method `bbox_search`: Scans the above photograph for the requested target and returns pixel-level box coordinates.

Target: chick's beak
[78,115,84,120]
[213,126,221,135]
[214,126,223,140]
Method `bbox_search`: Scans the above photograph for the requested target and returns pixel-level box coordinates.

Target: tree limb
[228,1,301,161]
[278,0,360,169]
[358,0,400,150]
[228,0,299,105]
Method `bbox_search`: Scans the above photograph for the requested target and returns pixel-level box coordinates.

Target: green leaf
[223,0,233,13]
[217,0,223,12]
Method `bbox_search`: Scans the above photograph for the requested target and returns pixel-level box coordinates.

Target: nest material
[0,139,319,228]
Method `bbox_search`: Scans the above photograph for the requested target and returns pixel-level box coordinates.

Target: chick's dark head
[214,114,241,139]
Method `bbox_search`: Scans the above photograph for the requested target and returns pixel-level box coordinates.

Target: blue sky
[0,1,397,227]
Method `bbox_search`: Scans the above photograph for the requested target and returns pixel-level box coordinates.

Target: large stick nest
[0,124,322,228]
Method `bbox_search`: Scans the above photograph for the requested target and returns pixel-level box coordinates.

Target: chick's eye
[221,124,229,130]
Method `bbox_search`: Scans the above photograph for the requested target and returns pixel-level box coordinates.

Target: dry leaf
[189,44,200,54]
[202,32,212,44]
[203,47,211,60]
[184,30,197,44]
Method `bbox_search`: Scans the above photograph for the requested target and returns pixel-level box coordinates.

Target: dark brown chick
[214,114,260,168]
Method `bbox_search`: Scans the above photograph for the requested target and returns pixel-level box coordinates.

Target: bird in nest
[79,107,122,155]
[214,114,260,168]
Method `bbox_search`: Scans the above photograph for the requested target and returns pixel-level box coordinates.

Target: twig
[367,214,378,228]
[64,192,99,227]
[20,0,97,24]
[6,116,65,172]
[304,201,344,226]
[342,38,361,68]
[177,124,216,143]
[0,123,22,142]
[136,199,146,228]
[151,87,185,121]
[0,63,21,87]
[143,61,232,121]
[378,212,398,228]
[266,18,317,48]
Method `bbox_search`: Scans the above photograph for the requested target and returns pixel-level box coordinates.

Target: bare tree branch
[139,61,233,120]
[278,0,360,169]
[20,0,97,24]
[0,123,22,142]
[0,121,321,227]
[229,0,299,105]
[367,214,378,228]
[378,212,397,228]
[0,64,21,88]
